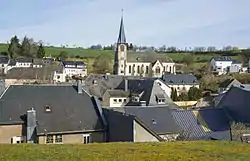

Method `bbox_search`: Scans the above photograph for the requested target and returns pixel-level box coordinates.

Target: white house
[210,57,242,75]
[162,74,199,96]
[113,16,176,78]
[53,61,87,82]
[0,57,10,74]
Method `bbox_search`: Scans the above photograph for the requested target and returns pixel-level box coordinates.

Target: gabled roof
[162,74,198,85]
[127,52,173,63]
[5,65,59,80]
[116,79,154,105]
[15,57,33,63]
[219,79,241,88]
[172,108,230,140]
[62,61,85,68]
[0,85,104,134]
[111,106,180,135]
[0,57,9,64]
[117,16,126,44]
[217,86,250,123]
[212,56,232,62]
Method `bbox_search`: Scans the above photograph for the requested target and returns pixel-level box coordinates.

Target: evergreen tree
[37,43,45,58]
[8,35,20,58]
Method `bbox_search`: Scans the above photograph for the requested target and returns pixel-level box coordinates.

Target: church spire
[117,9,126,44]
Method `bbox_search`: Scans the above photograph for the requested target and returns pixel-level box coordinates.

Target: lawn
[0,141,249,161]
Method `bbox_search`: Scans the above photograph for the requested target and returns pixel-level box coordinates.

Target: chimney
[77,80,83,94]
[27,108,37,143]
[124,79,128,91]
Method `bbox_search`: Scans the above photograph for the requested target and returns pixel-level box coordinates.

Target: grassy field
[0,141,249,161]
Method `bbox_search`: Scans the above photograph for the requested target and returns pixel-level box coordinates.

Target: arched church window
[146,66,149,74]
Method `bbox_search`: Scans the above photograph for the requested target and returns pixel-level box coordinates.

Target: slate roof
[0,85,104,134]
[0,57,9,64]
[217,86,250,123]
[162,74,198,85]
[62,61,85,68]
[117,16,126,44]
[116,79,154,105]
[213,56,232,61]
[127,52,173,63]
[5,65,59,80]
[106,90,130,97]
[171,108,231,140]
[219,79,240,88]
[112,106,180,135]
[16,57,33,63]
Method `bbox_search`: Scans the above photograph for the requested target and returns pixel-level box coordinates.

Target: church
[113,15,176,78]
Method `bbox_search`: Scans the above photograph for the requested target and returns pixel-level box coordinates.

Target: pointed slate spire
[117,9,126,44]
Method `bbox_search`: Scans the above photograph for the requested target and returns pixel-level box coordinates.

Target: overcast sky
[0,0,250,49]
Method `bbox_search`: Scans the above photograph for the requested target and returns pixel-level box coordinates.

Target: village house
[0,81,106,144]
[83,74,177,108]
[210,56,243,75]
[104,106,180,142]
[0,57,10,74]
[53,60,87,82]
[113,15,176,78]
[161,74,199,96]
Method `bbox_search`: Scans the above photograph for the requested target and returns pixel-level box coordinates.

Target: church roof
[117,16,126,44]
[127,51,173,63]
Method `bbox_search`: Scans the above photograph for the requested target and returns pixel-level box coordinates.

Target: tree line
[6,35,45,59]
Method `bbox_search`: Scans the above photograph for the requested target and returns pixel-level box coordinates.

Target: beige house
[113,16,176,78]
[0,82,106,144]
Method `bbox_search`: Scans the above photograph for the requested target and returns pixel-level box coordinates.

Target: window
[146,66,149,74]
[177,87,180,90]
[55,135,62,143]
[163,67,166,71]
[45,105,51,112]
[119,99,122,102]
[137,66,140,73]
[155,67,160,74]
[129,65,131,73]
[1,64,4,67]
[123,99,127,102]
[46,135,54,143]
[57,75,60,79]
[83,134,91,144]
[114,99,117,102]
[120,45,125,52]
[169,66,172,73]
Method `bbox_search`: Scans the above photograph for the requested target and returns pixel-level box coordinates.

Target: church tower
[114,11,127,75]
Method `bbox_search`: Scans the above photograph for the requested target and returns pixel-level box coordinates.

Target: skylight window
[152,119,157,125]
[45,105,51,112]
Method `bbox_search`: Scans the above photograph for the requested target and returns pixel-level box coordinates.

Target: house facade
[162,74,199,96]
[210,57,242,75]
[53,61,87,82]
[0,82,106,144]
[113,16,176,78]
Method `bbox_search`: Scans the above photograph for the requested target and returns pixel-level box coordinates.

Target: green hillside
[0,141,249,161]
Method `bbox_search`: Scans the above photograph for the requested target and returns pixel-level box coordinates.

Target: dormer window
[45,105,51,112]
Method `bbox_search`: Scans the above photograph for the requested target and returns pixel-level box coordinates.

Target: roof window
[45,105,52,112]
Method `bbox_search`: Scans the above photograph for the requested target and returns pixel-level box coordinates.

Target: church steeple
[117,9,126,44]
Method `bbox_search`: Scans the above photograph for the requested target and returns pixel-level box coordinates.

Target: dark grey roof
[117,16,126,44]
[127,52,173,63]
[218,86,250,123]
[162,74,198,85]
[116,79,154,105]
[213,56,232,61]
[16,57,33,63]
[232,60,242,64]
[0,85,104,134]
[219,79,241,88]
[106,90,130,97]
[5,65,59,80]
[0,57,9,64]
[172,108,230,140]
[62,61,86,68]
[112,106,180,134]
